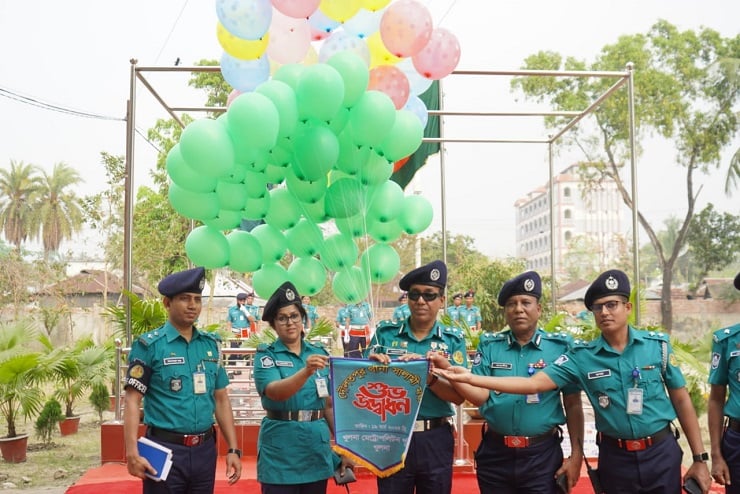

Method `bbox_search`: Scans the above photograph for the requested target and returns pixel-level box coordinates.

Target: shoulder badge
[442,325,464,340]
[713,324,740,342]
[452,350,464,365]
[137,328,166,347]
[643,330,669,342]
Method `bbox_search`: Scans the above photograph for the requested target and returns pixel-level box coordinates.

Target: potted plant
[34,398,65,446]
[0,321,47,462]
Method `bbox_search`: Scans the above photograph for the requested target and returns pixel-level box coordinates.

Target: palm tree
[31,162,84,260]
[0,160,41,250]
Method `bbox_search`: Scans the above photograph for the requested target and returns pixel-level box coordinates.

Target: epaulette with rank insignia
[441,325,464,341]
[256,343,270,352]
[375,319,402,333]
[136,328,167,347]
[713,324,740,343]
[571,339,595,350]
[542,331,573,345]
[642,330,669,342]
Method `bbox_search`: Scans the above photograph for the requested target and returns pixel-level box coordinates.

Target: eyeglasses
[408,291,441,302]
[275,313,302,325]
[591,300,626,313]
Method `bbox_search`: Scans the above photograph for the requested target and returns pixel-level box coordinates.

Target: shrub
[35,399,64,445]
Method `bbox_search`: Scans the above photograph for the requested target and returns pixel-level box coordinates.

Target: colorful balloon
[319,0,361,22]
[379,0,433,58]
[216,0,272,40]
[185,225,230,269]
[366,31,401,68]
[271,0,320,18]
[220,52,271,92]
[343,8,384,39]
[217,22,269,60]
[368,64,410,109]
[266,10,311,64]
[412,28,461,80]
[318,31,371,66]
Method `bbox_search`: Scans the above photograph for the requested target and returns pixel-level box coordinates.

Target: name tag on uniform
[276,361,294,367]
[163,357,185,366]
[490,362,513,370]
[193,371,206,394]
[316,377,329,398]
[587,370,611,379]
[387,349,407,356]
[627,387,643,415]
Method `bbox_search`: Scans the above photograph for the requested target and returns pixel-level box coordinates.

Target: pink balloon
[267,10,311,64]
[368,65,410,109]
[226,89,242,108]
[271,0,320,18]
[412,28,460,80]
[379,0,432,57]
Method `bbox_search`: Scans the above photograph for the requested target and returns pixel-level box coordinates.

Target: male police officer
[124,267,242,493]
[392,292,411,323]
[708,272,740,491]
[226,292,250,372]
[457,271,584,493]
[344,300,372,357]
[436,269,712,493]
[457,290,482,330]
[446,293,463,322]
[367,260,468,494]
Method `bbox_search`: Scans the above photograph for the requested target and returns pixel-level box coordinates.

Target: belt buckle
[183,434,201,446]
[413,421,425,433]
[298,410,312,421]
[504,435,529,448]
[625,439,646,451]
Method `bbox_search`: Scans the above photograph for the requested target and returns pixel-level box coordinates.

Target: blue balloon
[216,0,272,40]
[220,52,270,92]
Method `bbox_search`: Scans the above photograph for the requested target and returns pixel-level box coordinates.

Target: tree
[686,204,740,284]
[512,21,740,330]
[0,160,41,250]
[32,161,84,260]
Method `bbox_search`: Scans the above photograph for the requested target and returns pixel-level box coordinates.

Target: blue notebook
[137,437,173,481]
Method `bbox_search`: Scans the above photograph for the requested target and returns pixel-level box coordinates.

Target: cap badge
[523,278,535,292]
[198,277,205,290]
[605,275,618,291]
[286,288,296,301]
[430,268,440,281]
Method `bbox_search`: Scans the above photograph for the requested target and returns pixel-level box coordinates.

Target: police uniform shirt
[365,319,468,419]
[243,303,261,321]
[473,328,578,436]
[392,303,411,323]
[303,304,319,326]
[544,326,685,438]
[709,323,740,420]
[446,305,461,321]
[457,305,482,327]
[336,306,348,326]
[125,321,228,433]
[348,302,372,326]
[253,338,334,484]
[227,304,250,330]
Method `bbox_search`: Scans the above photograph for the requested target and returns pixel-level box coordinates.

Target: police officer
[392,292,411,323]
[123,267,242,492]
[242,292,261,335]
[366,260,468,494]
[708,272,740,491]
[458,290,482,330]
[436,269,712,494]
[446,293,463,322]
[302,295,319,330]
[226,292,250,372]
[344,300,372,357]
[452,271,584,493]
[253,281,350,493]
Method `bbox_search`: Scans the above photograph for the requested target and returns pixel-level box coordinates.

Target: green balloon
[327,107,349,135]
[242,194,270,220]
[376,109,424,161]
[300,198,330,224]
[166,144,217,192]
[292,125,339,181]
[272,63,305,90]
[185,225,230,269]
[366,180,403,223]
[360,243,400,283]
[252,262,289,299]
[327,50,370,108]
[219,161,248,184]
[255,79,298,139]
[226,230,263,273]
[368,218,403,243]
[265,187,301,230]
[251,223,287,263]
[168,183,220,221]
[264,164,287,184]
[358,152,393,187]
[288,257,326,296]
[320,233,358,271]
[335,214,367,238]
[216,180,248,211]
[285,169,327,203]
[398,195,434,234]
[204,209,242,231]
[295,63,345,122]
[227,92,280,150]
[244,170,268,199]
[348,91,396,147]
[332,267,370,304]
[324,178,364,219]
[237,146,269,173]
[269,140,293,168]
[179,118,235,178]
[335,129,370,176]
[286,218,325,257]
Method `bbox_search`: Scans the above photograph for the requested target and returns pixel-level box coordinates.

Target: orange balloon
[393,156,410,172]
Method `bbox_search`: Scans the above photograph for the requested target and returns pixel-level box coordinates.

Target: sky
[0,0,738,261]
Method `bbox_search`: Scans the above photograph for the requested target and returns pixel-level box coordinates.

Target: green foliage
[686,204,740,284]
[241,317,336,348]
[89,382,111,423]
[103,290,168,341]
[34,399,64,445]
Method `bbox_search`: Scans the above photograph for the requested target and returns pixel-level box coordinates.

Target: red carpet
[65,458,724,493]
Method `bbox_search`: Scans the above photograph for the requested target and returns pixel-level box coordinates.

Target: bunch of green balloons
[168,50,433,302]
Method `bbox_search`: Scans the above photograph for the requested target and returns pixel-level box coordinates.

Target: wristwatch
[227,448,242,458]
[692,452,708,462]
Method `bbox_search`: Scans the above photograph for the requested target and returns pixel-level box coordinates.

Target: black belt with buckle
[266,409,325,421]
[412,417,450,433]
[148,426,214,447]
[727,418,740,432]
[597,425,673,452]
[485,427,558,448]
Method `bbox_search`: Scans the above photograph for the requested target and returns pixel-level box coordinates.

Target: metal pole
[123,59,137,346]
[548,138,556,313]
[438,79,448,267]
[113,338,123,422]
[626,62,640,324]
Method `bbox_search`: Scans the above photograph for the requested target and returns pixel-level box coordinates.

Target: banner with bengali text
[330,357,429,477]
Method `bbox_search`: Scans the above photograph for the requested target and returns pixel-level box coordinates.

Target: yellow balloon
[366,32,401,69]
[217,22,269,61]
[361,0,391,11]
[319,0,361,22]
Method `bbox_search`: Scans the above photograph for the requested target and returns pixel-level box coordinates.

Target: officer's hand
[126,453,156,480]
[225,453,242,484]
[711,455,731,486]
[433,366,472,383]
[685,460,712,493]
[555,456,581,493]
[368,353,391,365]
[306,354,330,373]
[397,352,422,362]
[427,351,451,370]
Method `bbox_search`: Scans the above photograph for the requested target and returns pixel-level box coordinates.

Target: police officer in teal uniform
[345,300,372,357]
[123,267,242,493]
[708,272,740,492]
[446,293,463,322]
[366,260,468,494]
[302,295,319,330]
[458,271,584,493]
[242,292,261,334]
[392,292,411,323]
[254,281,350,494]
[436,269,712,494]
[457,290,482,330]
[226,292,250,371]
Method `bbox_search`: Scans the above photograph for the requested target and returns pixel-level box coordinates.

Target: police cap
[464,289,475,298]
[158,267,206,298]
[497,271,542,306]
[262,281,302,323]
[236,292,248,300]
[398,292,408,302]
[734,272,740,291]
[584,269,631,310]
[399,260,447,291]
[452,293,463,301]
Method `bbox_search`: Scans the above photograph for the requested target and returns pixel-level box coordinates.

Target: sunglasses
[408,291,442,302]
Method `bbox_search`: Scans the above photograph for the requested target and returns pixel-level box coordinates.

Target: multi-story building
[514,163,625,276]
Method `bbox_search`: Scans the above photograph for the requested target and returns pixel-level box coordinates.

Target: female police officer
[253,281,350,494]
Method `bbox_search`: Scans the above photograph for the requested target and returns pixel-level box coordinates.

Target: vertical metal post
[114,338,123,422]
[626,62,640,324]
[123,59,138,346]
[548,138,556,313]
[438,79,448,267]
